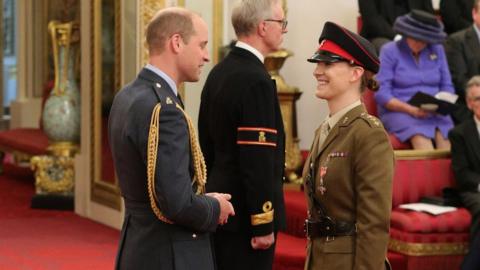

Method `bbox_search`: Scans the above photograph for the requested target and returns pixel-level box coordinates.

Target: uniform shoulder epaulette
[358,112,383,128]
[152,82,177,107]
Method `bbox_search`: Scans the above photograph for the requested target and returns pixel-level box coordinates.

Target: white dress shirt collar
[145,64,178,96]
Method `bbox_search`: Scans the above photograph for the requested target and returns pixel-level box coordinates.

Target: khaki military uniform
[302,104,394,270]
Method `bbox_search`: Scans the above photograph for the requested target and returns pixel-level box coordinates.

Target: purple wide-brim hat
[393,10,446,44]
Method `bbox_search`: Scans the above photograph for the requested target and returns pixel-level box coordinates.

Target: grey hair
[466,75,480,98]
[231,0,280,37]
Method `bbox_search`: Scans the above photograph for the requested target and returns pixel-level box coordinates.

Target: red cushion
[273,232,307,270]
[391,208,471,233]
[0,128,49,155]
[392,159,456,208]
[284,190,308,237]
[362,89,378,116]
[396,255,463,270]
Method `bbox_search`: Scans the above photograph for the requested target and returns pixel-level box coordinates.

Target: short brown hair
[146,8,196,54]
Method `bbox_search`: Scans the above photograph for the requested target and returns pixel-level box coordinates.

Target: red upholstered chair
[0,82,51,171]
[388,150,470,270]
[362,89,411,149]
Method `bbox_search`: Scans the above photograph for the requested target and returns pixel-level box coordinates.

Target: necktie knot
[317,121,330,152]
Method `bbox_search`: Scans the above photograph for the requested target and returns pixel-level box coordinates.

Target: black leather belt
[305,218,356,239]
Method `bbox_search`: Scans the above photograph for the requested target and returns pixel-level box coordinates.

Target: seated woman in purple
[375,10,455,150]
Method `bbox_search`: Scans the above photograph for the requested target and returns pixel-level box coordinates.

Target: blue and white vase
[42,21,80,149]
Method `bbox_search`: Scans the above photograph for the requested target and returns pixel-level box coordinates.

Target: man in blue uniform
[198,0,287,269]
[109,7,234,270]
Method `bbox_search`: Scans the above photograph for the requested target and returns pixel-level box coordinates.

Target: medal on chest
[318,166,327,195]
[316,151,349,196]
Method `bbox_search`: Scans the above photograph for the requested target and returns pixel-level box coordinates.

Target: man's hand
[206,193,235,225]
[251,232,274,250]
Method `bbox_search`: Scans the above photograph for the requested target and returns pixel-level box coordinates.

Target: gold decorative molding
[48,141,79,157]
[31,155,75,194]
[394,149,451,160]
[212,0,223,64]
[389,238,468,256]
[90,0,122,210]
[139,0,166,66]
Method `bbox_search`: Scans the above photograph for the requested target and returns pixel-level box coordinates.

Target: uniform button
[192,234,197,238]
[156,83,161,88]
[282,176,286,181]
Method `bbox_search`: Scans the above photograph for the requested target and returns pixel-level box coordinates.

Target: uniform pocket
[322,236,354,269]
[172,232,215,270]
[322,235,355,253]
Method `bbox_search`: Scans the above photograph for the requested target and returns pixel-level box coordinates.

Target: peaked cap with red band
[308,22,380,73]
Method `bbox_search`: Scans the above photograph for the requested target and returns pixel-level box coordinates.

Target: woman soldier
[303,22,394,270]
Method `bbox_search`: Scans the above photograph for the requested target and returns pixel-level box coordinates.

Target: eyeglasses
[264,19,288,30]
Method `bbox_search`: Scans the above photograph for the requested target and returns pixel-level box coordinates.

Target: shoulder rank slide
[237,127,277,147]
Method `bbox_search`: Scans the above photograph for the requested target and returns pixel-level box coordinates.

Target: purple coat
[375,39,455,142]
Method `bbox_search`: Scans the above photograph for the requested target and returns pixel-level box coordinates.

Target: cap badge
[155,83,161,88]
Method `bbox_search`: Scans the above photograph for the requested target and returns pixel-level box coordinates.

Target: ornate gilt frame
[90,0,122,209]
[90,0,223,210]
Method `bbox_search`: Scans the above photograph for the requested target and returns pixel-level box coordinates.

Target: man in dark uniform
[108,7,234,270]
[198,0,287,269]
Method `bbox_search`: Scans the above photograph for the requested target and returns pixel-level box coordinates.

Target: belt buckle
[325,235,335,242]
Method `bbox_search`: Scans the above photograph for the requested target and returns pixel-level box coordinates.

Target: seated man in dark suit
[440,0,474,35]
[445,0,480,124]
[449,75,480,270]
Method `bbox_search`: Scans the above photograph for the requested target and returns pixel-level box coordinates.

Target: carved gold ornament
[31,155,75,194]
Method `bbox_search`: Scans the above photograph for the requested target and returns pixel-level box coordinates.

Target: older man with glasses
[198,0,288,269]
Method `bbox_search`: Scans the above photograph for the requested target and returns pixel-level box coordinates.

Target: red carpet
[0,164,119,270]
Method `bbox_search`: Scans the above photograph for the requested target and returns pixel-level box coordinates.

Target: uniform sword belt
[304,218,357,239]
